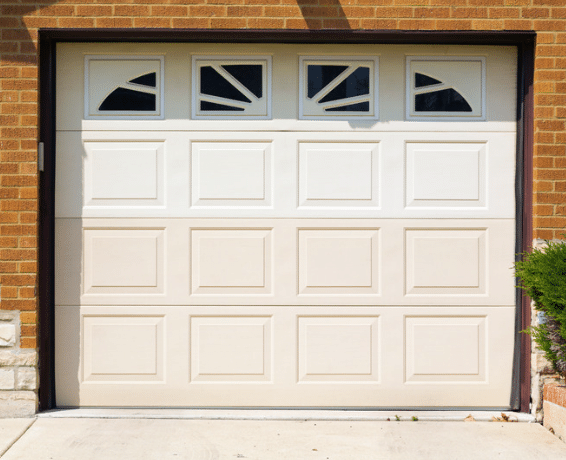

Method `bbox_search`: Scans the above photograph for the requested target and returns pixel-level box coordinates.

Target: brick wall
[1,0,565,414]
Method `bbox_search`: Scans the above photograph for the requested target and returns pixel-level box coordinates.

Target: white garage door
[55,43,517,408]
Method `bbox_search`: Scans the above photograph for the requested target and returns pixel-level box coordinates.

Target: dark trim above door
[38,28,536,412]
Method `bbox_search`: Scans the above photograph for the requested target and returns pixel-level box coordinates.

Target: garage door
[55,43,517,408]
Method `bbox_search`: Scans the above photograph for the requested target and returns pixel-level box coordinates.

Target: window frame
[299,55,379,120]
[84,55,165,120]
[406,55,487,121]
[191,55,272,120]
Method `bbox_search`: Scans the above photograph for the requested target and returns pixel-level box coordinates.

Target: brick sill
[544,384,566,409]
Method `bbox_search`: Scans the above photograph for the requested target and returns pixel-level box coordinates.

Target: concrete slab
[0,419,34,456]
[2,418,565,460]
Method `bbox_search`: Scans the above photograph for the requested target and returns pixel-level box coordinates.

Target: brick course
[0,0,565,413]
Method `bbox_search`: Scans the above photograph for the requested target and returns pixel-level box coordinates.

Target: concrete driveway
[1,416,566,459]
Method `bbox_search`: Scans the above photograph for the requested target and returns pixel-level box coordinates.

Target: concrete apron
[1,415,566,460]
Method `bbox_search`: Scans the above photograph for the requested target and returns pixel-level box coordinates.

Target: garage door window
[300,57,378,119]
[85,56,164,119]
[406,56,486,120]
[192,56,271,119]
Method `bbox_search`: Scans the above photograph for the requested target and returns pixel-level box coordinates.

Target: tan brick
[190,5,228,17]
[133,18,172,27]
[534,181,554,192]
[20,312,36,325]
[451,8,488,18]
[57,18,96,28]
[19,287,35,299]
[247,18,285,28]
[522,7,550,18]
[20,325,36,337]
[414,7,450,18]
[489,7,520,17]
[151,6,189,16]
[537,119,566,131]
[0,274,36,286]
[534,19,566,30]
[437,19,474,29]
[210,18,247,28]
[20,338,36,349]
[115,5,151,16]
[75,5,113,16]
[398,19,436,29]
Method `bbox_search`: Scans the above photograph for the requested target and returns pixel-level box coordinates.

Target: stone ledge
[544,401,566,443]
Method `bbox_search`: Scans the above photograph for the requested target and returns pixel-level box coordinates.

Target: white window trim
[84,55,165,120]
[405,55,487,121]
[299,56,379,121]
[191,55,272,120]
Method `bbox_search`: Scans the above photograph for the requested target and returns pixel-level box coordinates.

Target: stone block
[0,324,16,347]
[533,353,556,375]
[0,350,37,367]
[0,313,15,322]
[0,369,15,390]
[16,368,36,390]
[0,391,36,418]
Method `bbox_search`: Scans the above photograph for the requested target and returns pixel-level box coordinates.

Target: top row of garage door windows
[85,55,486,121]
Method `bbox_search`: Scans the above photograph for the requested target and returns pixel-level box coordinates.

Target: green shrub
[515,239,566,378]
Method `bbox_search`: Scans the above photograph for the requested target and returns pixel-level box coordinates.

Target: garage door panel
[59,131,514,220]
[67,218,514,306]
[56,306,513,407]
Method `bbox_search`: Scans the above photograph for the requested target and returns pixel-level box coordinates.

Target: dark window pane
[200,66,251,103]
[99,87,156,111]
[222,65,263,98]
[319,67,370,103]
[128,72,157,88]
[200,101,244,111]
[307,65,348,99]
[415,88,472,112]
[325,101,370,112]
[415,73,442,88]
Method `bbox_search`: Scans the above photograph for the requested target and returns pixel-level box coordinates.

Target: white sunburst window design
[406,56,486,120]
[299,57,378,119]
[192,56,271,119]
[85,56,164,119]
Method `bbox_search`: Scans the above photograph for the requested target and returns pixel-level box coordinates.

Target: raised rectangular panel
[406,142,486,208]
[298,142,379,208]
[83,228,165,294]
[298,229,379,295]
[298,316,379,382]
[405,316,486,382]
[191,142,272,207]
[190,316,271,382]
[83,316,164,382]
[84,142,164,208]
[191,229,272,295]
[405,229,486,295]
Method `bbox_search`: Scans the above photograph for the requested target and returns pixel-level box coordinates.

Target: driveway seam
[0,419,36,458]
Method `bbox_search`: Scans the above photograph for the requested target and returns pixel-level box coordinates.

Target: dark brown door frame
[38,29,536,412]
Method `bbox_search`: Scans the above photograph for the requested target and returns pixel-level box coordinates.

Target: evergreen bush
[515,240,566,379]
